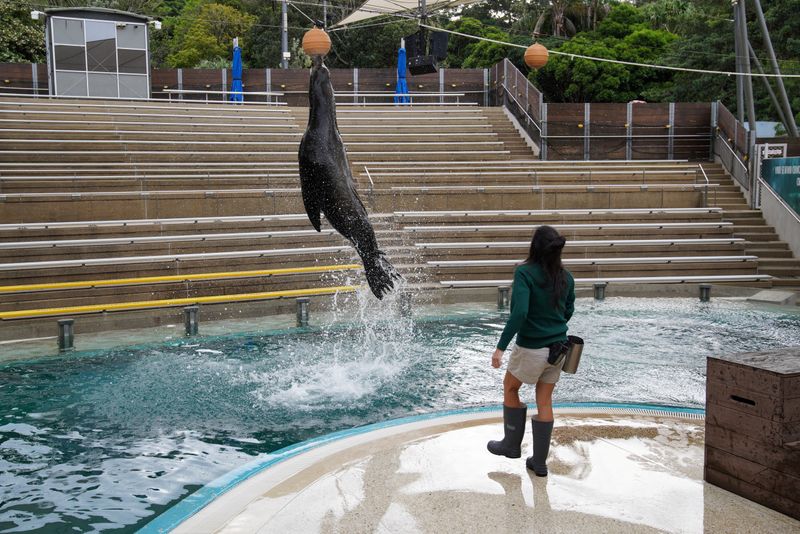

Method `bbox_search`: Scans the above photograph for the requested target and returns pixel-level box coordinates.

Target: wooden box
[705,348,800,520]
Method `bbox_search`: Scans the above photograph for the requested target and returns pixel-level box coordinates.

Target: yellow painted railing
[0,285,360,320]
[0,264,362,293]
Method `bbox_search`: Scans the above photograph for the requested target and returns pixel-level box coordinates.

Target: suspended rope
[419,23,800,79]
[289,2,316,24]
[329,19,409,32]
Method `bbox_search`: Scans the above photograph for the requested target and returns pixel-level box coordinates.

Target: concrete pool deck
[156,406,800,533]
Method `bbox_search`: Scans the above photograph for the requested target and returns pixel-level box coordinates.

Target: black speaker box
[430,31,449,60]
[408,55,438,76]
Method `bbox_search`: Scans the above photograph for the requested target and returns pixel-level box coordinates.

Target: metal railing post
[184,306,199,336]
[58,318,75,352]
[177,68,183,100]
[668,102,675,159]
[503,59,508,107]
[584,103,591,161]
[296,297,310,327]
[498,286,510,309]
[31,64,39,96]
[541,103,548,161]
[710,101,719,161]
[699,284,712,302]
[483,68,489,107]
[221,68,227,102]
[353,68,358,104]
[593,282,607,300]
[626,102,633,160]
[439,68,445,104]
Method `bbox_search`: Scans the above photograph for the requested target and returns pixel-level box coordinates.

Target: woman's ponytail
[523,226,567,307]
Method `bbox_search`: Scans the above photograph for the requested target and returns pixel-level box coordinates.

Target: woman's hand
[491,348,504,368]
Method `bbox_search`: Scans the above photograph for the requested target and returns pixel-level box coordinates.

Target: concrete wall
[759,179,800,258]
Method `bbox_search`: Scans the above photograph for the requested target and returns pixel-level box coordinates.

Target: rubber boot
[526,419,554,476]
[487,405,527,459]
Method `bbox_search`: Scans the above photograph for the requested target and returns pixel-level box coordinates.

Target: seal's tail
[363,251,402,300]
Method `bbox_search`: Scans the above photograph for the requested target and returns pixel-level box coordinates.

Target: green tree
[638,0,700,34]
[596,2,646,38]
[531,4,677,102]
[167,0,256,67]
[325,20,418,68]
[444,17,523,69]
[456,0,516,29]
[289,37,311,69]
[0,0,46,63]
[532,0,581,38]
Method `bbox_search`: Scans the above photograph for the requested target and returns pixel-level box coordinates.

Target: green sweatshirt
[497,263,576,351]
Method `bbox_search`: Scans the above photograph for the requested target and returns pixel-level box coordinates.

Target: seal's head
[309,57,333,108]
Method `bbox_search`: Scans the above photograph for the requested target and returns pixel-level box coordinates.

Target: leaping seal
[298,57,401,299]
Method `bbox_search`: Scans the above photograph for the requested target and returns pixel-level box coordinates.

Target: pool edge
[137,402,705,533]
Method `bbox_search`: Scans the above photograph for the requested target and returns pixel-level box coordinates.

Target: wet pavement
[173,409,800,534]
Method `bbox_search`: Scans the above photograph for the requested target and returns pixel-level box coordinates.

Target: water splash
[247,274,420,409]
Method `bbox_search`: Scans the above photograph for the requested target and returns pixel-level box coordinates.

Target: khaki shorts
[507,345,562,384]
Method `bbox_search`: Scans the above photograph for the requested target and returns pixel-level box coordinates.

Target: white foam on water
[258,356,405,406]
[196,349,224,355]
[247,277,420,408]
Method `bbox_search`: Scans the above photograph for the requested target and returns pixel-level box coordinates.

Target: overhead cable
[420,23,800,78]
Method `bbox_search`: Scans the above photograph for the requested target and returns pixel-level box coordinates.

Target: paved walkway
[173,408,800,533]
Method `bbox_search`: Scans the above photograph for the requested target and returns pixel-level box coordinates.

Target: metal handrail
[696,163,715,207]
[363,165,375,192]
[500,83,542,134]
[758,177,800,223]
[0,91,287,105]
[164,89,285,96]
[542,133,712,139]
[715,132,748,171]
[334,92,465,96]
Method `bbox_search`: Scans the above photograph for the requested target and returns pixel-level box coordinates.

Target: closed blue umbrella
[394,41,409,105]
[230,43,243,102]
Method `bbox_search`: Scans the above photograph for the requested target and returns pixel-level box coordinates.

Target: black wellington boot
[487,405,527,459]
[526,419,554,476]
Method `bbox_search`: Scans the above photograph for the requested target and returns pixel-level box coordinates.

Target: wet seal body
[299,58,401,299]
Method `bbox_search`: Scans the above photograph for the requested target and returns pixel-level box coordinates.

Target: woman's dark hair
[523,225,567,306]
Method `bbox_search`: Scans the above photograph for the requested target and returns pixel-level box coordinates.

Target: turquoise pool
[1,297,798,531]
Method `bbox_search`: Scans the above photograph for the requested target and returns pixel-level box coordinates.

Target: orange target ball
[524,43,549,69]
[302,25,331,57]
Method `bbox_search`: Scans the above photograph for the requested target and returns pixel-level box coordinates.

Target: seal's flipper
[363,251,402,300]
[301,183,322,232]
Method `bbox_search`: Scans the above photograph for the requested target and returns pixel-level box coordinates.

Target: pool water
[1,297,798,532]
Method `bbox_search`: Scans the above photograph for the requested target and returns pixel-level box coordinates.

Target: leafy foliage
[0,0,46,63]
[531,4,676,102]
[166,0,256,67]
[445,17,524,68]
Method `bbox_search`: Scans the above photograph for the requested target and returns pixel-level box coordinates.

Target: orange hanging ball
[524,43,549,69]
[302,24,331,57]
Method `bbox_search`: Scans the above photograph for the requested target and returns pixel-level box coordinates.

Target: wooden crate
[705,348,800,520]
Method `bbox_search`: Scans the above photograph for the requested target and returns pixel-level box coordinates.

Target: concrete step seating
[395,207,724,221]
[441,274,773,288]
[403,222,735,242]
[0,95,791,328]
[0,264,364,315]
[407,204,767,284]
[0,162,716,183]
[0,286,359,321]
[0,245,368,310]
[432,259,760,282]
[414,238,748,259]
